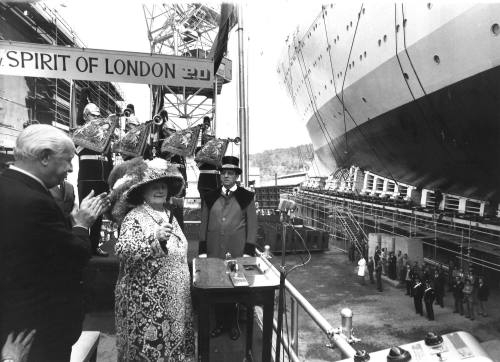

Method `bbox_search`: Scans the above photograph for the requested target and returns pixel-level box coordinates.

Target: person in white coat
[357,257,366,285]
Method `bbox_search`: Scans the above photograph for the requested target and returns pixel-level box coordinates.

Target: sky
[47,0,320,154]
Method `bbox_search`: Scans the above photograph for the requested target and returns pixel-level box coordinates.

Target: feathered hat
[108,157,185,225]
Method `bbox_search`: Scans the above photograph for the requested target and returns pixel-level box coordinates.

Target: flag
[210,3,237,74]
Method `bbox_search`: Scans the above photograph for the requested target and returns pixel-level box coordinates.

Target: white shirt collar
[9,165,48,190]
[222,184,237,194]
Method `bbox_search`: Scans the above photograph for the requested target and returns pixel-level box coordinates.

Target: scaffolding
[289,190,500,278]
[143,3,231,129]
[0,2,123,130]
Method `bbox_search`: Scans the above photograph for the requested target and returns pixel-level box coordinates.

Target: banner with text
[0,40,214,88]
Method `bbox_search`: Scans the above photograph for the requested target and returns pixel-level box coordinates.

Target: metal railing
[292,190,500,274]
[255,250,357,361]
[331,205,367,255]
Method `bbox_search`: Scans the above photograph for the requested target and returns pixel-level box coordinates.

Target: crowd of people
[1,95,257,361]
[354,243,491,323]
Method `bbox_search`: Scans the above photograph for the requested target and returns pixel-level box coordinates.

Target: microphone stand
[275,209,290,362]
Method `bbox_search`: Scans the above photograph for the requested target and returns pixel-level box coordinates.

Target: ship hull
[281,3,500,201]
[316,65,500,201]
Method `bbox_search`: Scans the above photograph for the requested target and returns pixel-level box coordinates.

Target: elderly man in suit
[0,124,108,362]
[198,156,257,340]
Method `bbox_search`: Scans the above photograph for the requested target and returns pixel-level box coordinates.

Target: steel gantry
[143,3,231,130]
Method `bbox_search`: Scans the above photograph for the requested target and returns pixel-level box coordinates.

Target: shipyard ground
[278,245,500,361]
[86,238,500,361]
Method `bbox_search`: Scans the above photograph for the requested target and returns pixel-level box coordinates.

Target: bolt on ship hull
[280,2,500,202]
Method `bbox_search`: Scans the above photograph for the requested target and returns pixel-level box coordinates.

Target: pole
[291,298,299,355]
[69,80,76,128]
[275,213,288,362]
[237,3,249,186]
[213,76,217,134]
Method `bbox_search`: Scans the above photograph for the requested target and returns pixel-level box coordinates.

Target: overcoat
[199,186,257,258]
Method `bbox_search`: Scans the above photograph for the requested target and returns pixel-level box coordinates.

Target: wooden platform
[83,234,269,361]
[83,307,266,362]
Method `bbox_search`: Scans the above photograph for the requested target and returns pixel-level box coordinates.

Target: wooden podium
[192,257,279,362]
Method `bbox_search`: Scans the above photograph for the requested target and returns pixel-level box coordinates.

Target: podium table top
[192,257,279,291]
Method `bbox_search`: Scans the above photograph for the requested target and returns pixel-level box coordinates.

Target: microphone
[159,198,182,253]
[159,212,174,253]
[278,197,296,213]
[278,194,296,223]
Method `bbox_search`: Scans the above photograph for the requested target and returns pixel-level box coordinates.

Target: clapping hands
[72,190,111,229]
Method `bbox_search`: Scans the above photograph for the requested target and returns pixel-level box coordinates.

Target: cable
[399,4,483,178]
[293,32,342,162]
[321,5,401,187]
[296,145,306,173]
[295,49,341,163]
[275,220,312,362]
[307,144,321,176]
[393,4,444,149]
[339,4,364,154]
[286,223,312,275]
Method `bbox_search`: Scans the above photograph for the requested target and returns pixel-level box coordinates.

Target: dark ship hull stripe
[313,64,500,201]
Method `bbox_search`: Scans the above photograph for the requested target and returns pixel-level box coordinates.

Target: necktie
[226,189,230,196]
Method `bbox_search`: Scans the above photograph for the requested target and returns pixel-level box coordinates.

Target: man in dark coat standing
[374,247,381,266]
[432,269,445,308]
[452,276,464,315]
[199,156,257,340]
[424,281,436,321]
[367,256,375,284]
[388,251,397,280]
[375,260,383,292]
[405,264,414,296]
[413,276,424,316]
[198,156,257,340]
[199,156,257,259]
[0,125,108,362]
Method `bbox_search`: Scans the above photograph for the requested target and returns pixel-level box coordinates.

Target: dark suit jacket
[0,168,91,353]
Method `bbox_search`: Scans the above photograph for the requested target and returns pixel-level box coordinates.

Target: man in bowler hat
[198,156,257,340]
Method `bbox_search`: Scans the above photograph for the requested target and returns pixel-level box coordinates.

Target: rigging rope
[288,9,343,164]
[393,4,443,148]
[296,144,306,171]
[340,3,364,154]
[321,5,400,189]
[295,44,342,164]
[400,4,462,165]
[308,144,322,176]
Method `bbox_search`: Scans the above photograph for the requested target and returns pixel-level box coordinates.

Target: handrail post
[257,251,358,359]
[291,298,299,355]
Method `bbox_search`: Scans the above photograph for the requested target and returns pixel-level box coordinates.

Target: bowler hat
[125,104,135,113]
[219,156,242,174]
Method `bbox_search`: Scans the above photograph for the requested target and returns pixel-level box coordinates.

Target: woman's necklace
[143,203,180,247]
[143,203,167,226]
